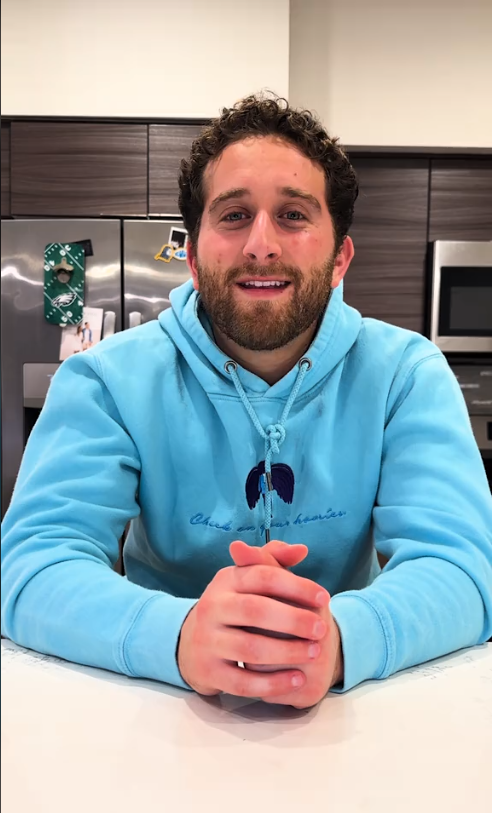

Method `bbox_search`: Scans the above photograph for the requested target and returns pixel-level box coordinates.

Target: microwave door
[430,240,492,353]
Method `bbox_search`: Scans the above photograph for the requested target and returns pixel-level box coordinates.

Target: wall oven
[428,240,492,354]
[427,240,492,467]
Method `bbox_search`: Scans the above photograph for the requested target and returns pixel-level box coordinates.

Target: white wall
[4,0,491,148]
[1,0,290,117]
[290,0,492,148]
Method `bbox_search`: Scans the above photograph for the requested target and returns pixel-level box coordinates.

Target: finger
[215,662,306,699]
[221,592,327,640]
[229,540,276,568]
[234,564,330,610]
[266,540,309,569]
[229,540,308,570]
[213,627,321,666]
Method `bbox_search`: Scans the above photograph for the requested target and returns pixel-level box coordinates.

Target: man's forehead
[202,136,325,202]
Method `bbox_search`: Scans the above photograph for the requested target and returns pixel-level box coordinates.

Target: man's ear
[331,236,354,289]
[186,241,199,290]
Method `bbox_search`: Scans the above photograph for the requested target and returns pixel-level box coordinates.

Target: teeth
[242,281,287,288]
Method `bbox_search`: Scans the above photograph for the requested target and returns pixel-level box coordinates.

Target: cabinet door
[1,124,10,217]
[429,158,492,241]
[344,158,429,333]
[11,123,148,216]
[149,124,204,216]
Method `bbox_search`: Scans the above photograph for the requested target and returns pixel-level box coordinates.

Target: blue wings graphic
[245,461,295,510]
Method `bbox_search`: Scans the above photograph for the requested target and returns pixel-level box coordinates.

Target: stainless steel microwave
[429,240,492,353]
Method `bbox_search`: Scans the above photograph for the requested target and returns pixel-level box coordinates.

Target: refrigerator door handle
[129,311,142,329]
[102,310,116,339]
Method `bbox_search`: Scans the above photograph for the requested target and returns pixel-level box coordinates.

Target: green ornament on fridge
[44,242,85,326]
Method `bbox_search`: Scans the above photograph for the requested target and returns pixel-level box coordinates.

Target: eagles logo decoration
[44,242,85,326]
[52,293,77,308]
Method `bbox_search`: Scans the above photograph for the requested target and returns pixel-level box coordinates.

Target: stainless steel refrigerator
[1,218,191,516]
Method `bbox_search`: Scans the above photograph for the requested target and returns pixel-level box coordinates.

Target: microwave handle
[102,310,116,339]
[129,311,142,329]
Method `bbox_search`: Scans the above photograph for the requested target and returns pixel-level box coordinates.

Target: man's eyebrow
[207,186,322,215]
[208,188,250,214]
[280,186,322,212]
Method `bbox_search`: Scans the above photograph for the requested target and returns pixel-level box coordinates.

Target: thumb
[229,539,308,569]
[266,539,309,569]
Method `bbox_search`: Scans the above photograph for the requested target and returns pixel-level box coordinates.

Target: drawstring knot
[225,357,311,542]
[265,423,286,454]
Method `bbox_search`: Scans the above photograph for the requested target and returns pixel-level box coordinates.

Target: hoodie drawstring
[225,358,311,543]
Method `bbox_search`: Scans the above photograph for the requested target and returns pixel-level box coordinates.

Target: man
[82,321,93,350]
[2,95,492,710]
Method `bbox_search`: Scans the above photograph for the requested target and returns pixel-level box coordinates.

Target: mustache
[225,262,303,285]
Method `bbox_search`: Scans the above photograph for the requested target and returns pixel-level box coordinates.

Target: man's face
[188,136,353,351]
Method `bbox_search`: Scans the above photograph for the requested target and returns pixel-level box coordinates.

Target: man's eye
[222,212,247,222]
[282,211,306,221]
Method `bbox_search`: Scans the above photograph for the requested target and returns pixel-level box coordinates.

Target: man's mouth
[236,279,291,290]
[234,279,292,299]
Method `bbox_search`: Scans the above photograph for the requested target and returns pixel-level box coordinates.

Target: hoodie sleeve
[1,352,196,689]
[330,353,492,692]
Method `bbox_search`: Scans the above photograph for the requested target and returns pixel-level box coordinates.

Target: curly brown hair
[178,93,358,252]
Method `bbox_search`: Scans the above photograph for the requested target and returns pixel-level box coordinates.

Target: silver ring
[299,357,312,370]
[224,360,238,373]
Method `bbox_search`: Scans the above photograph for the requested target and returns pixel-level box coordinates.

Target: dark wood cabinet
[149,124,204,216]
[429,158,492,241]
[4,116,490,331]
[11,123,148,217]
[1,124,10,217]
[344,158,430,333]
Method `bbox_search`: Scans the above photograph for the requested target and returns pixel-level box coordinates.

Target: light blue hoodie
[2,280,492,692]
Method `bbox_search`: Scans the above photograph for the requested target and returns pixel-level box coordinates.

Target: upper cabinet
[11,123,148,217]
[1,125,10,217]
[429,159,492,242]
[149,124,204,216]
[344,157,429,334]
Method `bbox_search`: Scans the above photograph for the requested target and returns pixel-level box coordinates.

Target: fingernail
[308,643,321,658]
[292,674,304,688]
[316,591,330,607]
[314,620,326,637]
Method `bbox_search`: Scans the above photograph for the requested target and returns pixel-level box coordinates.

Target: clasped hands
[178,539,343,709]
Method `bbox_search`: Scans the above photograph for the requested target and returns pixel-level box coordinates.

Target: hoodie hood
[159,279,362,397]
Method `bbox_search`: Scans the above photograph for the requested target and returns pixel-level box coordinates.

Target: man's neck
[212,322,318,386]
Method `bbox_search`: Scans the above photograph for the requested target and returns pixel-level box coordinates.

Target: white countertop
[2,639,491,813]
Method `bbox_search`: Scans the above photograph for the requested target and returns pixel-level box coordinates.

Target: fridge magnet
[168,227,188,248]
[154,227,189,264]
[154,243,174,263]
[59,306,104,361]
[73,238,94,257]
[169,227,188,261]
[44,242,85,326]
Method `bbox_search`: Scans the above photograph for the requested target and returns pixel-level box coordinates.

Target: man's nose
[242,211,282,264]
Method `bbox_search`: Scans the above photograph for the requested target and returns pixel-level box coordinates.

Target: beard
[196,255,336,352]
